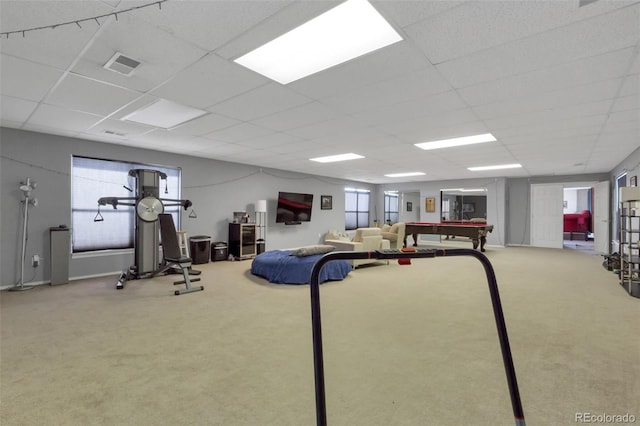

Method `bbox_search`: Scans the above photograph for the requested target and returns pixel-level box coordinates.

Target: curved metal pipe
[309,248,525,426]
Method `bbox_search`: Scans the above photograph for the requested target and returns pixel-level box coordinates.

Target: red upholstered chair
[563,210,591,233]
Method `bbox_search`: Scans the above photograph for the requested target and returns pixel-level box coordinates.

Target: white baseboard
[1,270,123,291]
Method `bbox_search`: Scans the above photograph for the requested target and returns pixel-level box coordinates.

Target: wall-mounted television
[276,191,313,224]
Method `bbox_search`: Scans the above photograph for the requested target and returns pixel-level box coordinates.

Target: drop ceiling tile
[435,4,640,88]
[150,53,267,109]
[611,95,639,113]
[372,0,466,29]
[392,115,488,144]
[307,126,390,148]
[494,115,607,140]
[83,117,155,139]
[0,95,38,123]
[71,11,208,93]
[46,73,141,116]
[134,0,291,52]
[289,42,433,100]
[215,1,337,60]
[352,90,468,126]
[203,122,274,144]
[606,109,639,124]
[0,54,64,101]
[191,141,252,157]
[283,116,369,140]
[458,48,635,107]
[252,101,340,132]
[27,103,103,131]
[618,74,639,97]
[269,140,327,155]
[629,50,640,74]
[235,132,305,149]
[220,148,283,164]
[0,1,110,69]
[208,83,311,121]
[169,113,240,137]
[405,0,637,65]
[473,78,621,121]
[481,98,614,130]
[320,65,452,115]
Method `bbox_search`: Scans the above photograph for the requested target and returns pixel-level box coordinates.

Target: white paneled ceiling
[1,0,638,183]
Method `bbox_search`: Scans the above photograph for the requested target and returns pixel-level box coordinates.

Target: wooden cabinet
[229,223,256,259]
[619,187,640,298]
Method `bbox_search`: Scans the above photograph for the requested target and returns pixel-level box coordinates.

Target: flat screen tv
[276,191,313,224]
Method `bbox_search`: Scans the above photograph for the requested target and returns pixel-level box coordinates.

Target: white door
[531,184,564,248]
[593,181,610,254]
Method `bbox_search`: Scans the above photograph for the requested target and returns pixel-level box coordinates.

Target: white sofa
[324,227,390,268]
[380,222,406,249]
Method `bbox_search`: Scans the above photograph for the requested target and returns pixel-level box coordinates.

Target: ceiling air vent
[103,52,141,76]
[103,129,127,137]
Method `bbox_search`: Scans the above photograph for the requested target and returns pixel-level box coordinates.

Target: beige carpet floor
[1,244,638,425]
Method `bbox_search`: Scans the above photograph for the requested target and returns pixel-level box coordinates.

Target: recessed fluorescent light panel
[234,0,403,84]
[384,172,426,178]
[415,133,496,150]
[122,99,208,129]
[441,188,487,192]
[468,163,522,171]
[310,153,365,163]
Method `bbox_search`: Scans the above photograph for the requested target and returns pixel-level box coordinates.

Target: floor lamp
[11,178,38,291]
[256,200,267,255]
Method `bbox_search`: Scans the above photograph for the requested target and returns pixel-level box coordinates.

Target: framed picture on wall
[425,197,436,213]
[321,195,332,210]
[631,176,637,187]
[406,201,412,212]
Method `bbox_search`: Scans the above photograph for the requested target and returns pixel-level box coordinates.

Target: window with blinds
[384,191,399,224]
[345,188,370,230]
[71,156,181,252]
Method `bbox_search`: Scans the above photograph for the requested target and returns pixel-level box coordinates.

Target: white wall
[0,128,373,287]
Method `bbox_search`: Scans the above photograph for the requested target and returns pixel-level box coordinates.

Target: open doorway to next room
[563,186,595,253]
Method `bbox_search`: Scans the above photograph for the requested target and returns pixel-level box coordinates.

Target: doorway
[562,186,595,253]
[530,181,609,254]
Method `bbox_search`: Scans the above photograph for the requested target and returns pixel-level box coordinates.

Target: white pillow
[326,230,350,241]
[290,245,336,257]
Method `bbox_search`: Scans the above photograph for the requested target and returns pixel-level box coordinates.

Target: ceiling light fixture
[441,188,487,192]
[310,153,365,163]
[384,172,426,178]
[467,163,522,171]
[122,99,208,129]
[415,133,497,150]
[234,0,403,84]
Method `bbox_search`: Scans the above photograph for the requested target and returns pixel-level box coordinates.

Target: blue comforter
[251,250,352,285]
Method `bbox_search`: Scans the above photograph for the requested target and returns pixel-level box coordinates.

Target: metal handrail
[309,248,526,426]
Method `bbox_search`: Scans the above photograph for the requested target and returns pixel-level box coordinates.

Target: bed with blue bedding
[250,247,352,285]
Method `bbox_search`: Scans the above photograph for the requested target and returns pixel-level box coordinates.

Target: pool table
[404,222,494,252]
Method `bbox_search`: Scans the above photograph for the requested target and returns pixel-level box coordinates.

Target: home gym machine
[95,169,197,291]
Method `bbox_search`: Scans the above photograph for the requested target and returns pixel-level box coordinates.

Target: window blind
[71,156,181,252]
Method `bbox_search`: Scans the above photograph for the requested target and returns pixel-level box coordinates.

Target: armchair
[324,227,390,268]
[380,222,406,249]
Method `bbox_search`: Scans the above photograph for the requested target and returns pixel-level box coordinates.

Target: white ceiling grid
[0,0,638,183]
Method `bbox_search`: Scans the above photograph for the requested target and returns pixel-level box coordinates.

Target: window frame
[71,155,182,253]
[345,188,370,230]
[384,191,399,224]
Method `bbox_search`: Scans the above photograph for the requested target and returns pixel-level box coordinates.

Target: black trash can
[190,236,211,264]
[212,242,228,262]
[256,239,266,255]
